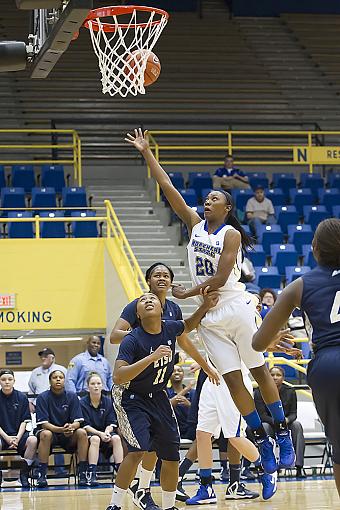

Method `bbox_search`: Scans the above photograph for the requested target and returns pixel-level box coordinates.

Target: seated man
[0,369,37,488]
[35,369,89,487]
[254,366,306,478]
[166,365,195,440]
[212,154,250,191]
[245,186,276,240]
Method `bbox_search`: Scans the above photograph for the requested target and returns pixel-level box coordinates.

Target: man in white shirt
[246,186,276,240]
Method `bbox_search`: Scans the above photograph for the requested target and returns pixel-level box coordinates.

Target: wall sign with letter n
[6,351,22,366]
[293,146,340,164]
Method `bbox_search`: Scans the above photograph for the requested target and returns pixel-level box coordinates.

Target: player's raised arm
[183,289,219,332]
[113,345,172,385]
[125,128,201,232]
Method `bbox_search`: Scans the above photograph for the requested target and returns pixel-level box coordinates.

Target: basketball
[124,50,161,87]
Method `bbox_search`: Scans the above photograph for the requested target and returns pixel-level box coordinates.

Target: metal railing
[0,129,82,185]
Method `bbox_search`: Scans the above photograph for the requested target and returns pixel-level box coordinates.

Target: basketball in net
[124,50,161,87]
[83,6,169,97]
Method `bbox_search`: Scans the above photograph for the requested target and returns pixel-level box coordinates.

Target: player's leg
[36,429,53,487]
[218,433,229,481]
[289,421,306,477]
[111,434,124,468]
[19,433,37,488]
[87,435,100,486]
[128,451,158,506]
[225,440,259,500]
[69,428,88,486]
[176,440,197,502]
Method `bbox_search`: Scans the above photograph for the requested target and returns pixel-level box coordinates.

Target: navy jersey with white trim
[301,265,340,351]
[116,320,185,394]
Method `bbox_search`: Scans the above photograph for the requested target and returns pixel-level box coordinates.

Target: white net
[86,8,168,97]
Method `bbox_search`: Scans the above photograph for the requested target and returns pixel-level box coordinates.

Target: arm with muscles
[252,279,303,354]
[173,229,241,299]
[110,317,132,344]
[125,128,201,232]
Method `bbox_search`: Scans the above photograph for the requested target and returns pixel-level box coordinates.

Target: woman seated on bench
[81,372,124,486]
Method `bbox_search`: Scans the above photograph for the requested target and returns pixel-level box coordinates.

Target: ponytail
[219,190,254,251]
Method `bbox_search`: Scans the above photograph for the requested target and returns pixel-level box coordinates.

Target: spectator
[65,336,112,393]
[254,366,306,478]
[259,288,277,320]
[212,154,250,191]
[166,365,195,439]
[35,369,88,487]
[246,186,276,240]
[80,373,124,486]
[240,257,260,293]
[28,347,66,412]
[28,347,67,475]
[0,369,37,489]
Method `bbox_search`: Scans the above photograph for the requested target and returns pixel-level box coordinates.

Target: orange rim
[83,5,169,32]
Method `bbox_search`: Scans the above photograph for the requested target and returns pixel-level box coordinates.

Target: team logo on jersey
[191,239,222,258]
[167,340,172,345]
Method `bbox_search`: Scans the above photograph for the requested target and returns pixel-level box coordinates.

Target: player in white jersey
[125,128,297,476]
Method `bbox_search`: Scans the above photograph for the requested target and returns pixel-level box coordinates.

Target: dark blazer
[254,384,297,426]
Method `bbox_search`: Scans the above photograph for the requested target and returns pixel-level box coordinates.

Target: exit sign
[0,294,15,309]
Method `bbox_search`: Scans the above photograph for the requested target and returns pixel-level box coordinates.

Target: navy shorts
[307,346,340,464]
[36,430,76,453]
[112,388,180,461]
[0,431,29,456]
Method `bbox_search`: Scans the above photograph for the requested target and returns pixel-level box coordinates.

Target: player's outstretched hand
[125,128,149,152]
[201,286,219,309]
[266,329,303,360]
[150,345,172,362]
[204,365,220,386]
[171,283,187,299]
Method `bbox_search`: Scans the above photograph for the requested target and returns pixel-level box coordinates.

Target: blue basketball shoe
[256,436,277,474]
[186,484,217,505]
[276,429,296,468]
[259,471,277,500]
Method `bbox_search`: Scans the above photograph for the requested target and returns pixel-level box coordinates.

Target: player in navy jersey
[125,128,297,479]
[253,218,340,495]
[106,290,219,510]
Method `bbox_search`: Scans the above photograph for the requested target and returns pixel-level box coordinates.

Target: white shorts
[197,293,265,375]
[197,374,253,439]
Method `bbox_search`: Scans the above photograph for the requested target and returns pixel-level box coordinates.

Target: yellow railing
[0,129,82,185]
[148,130,340,201]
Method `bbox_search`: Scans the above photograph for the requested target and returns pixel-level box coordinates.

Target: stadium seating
[318,188,340,213]
[272,172,294,186]
[7,211,34,238]
[11,164,35,193]
[328,173,340,189]
[167,172,184,189]
[62,187,87,210]
[40,211,66,238]
[333,205,340,218]
[233,189,253,211]
[285,266,311,284]
[300,173,324,197]
[1,187,26,214]
[41,164,65,193]
[270,244,298,275]
[179,188,197,207]
[289,188,314,216]
[246,244,266,267]
[201,188,212,201]
[0,166,6,189]
[274,205,299,234]
[287,224,313,255]
[302,244,317,269]
[266,188,286,206]
[303,205,330,231]
[188,172,213,200]
[258,224,284,255]
[275,175,297,200]
[248,172,269,190]
[31,187,57,211]
[71,211,98,238]
[255,266,282,289]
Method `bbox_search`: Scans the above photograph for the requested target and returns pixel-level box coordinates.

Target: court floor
[1,480,339,510]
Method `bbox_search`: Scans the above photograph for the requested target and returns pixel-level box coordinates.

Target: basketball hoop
[83,5,169,97]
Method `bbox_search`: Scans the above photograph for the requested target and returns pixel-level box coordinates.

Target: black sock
[88,464,96,472]
[274,420,288,433]
[252,425,268,440]
[221,460,228,469]
[78,461,87,472]
[179,458,193,479]
[229,464,241,485]
[200,475,212,486]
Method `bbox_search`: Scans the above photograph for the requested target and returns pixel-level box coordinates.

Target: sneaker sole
[176,494,190,502]
[225,493,259,500]
[186,499,217,505]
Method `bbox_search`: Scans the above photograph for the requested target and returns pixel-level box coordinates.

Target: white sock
[110,485,127,507]
[139,467,153,489]
[135,462,142,480]
[24,458,34,466]
[162,490,176,510]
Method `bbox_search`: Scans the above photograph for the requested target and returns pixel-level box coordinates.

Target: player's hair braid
[314,218,340,269]
[219,190,253,250]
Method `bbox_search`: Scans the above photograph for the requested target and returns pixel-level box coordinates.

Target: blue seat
[270,244,298,275]
[201,188,213,202]
[62,187,87,210]
[11,165,35,193]
[246,245,266,267]
[31,187,57,211]
[276,175,297,200]
[318,188,340,213]
[287,224,313,255]
[333,205,340,218]
[71,211,98,238]
[7,211,34,238]
[179,188,197,207]
[233,189,253,211]
[258,224,284,255]
[167,172,184,189]
[274,205,299,234]
[0,166,6,190]
[302,244,317,269]
[1,187,26,214]
[285,265,311,283]
[255,266,282,289]
[41,164,65,193]
[40,211,66,238]
[272,172,294,186]
[303,205,330,231]
[266,188,286,206]
[289,188,314,216]
[188,172,213,200]
[242,224,251,236]
[300,173,324,197]
[248,173,269,190]
[328,173,340,189]
[192,205,204,219]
